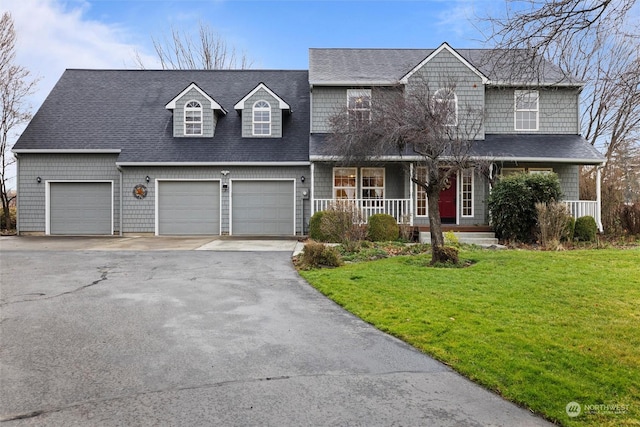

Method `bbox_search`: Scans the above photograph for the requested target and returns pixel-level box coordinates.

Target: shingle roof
[310,133,605,164]
[309,47,580,86]
[14,69,310,163]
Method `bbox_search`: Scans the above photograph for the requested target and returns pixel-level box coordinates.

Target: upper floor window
[347,89,371,126]
[514,90,539,131]
[253,100,271,136]
[433,88,458,126]
[184,100,203,135]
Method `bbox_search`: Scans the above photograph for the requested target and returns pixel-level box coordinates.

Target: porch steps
[419,231,499,246]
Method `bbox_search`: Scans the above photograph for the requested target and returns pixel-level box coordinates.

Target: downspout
[117,165,123,236]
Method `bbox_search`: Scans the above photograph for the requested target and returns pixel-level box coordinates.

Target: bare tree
[328,79,484,264]
[0,12,38,230]
[485,0,636,61]
[135,22,253,70]
[484,0,640,224]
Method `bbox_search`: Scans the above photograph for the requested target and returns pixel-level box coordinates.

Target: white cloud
[2,0,158,110]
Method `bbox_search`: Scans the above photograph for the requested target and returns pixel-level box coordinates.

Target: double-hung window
[461,169,474,217]
[333,167,357,199]
[514,90,539,131]
[433,88,458,126]
[184,100,203,135]
[415,167,428,217]
[253,100,271,136]
[361,168,384,199]
[347,89,371,126]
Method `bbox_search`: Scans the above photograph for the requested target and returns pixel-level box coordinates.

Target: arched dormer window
[253,100,271,136]
[433,88,458,126]
[184,100,203,135]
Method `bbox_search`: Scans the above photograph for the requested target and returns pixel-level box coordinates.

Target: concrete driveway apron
[0,242,552,426]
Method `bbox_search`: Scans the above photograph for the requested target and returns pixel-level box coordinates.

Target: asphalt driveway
[0,241,551,426]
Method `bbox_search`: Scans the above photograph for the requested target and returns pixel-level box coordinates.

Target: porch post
[409,163,414,226]
[596,165,603,232]
[310,162,315,216]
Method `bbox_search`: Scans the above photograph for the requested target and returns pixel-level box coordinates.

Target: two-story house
[12,43,604,236]
[309,43,605,234]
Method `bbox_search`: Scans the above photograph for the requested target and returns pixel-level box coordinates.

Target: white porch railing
[313,199,412,224]
[562,200,602,231]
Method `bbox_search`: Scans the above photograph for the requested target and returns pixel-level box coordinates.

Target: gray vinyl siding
[485,87,580,134]
[172,88,216,138]
[311,87,346,133]
[241,89,283,138]
[405,48,485,139]
[121,166,309,235]
[16,154,120,234]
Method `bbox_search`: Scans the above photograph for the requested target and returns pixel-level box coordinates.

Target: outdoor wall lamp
[145,176,150,183]
[36,176,42,184]
[222,183,228,191]
[301,175,305,183]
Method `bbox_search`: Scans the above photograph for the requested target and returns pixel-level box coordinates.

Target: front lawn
[300,248,640,426]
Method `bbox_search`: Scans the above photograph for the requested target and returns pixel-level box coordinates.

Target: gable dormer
[234,83,291,138]
[165,83,227,138]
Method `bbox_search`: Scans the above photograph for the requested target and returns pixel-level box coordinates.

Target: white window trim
[415,166,428,217]
[252,100,271,136]
[184,100,203,136]
[333,167,357,200]
[461,168,474,218]
[514,90,539,131]
[528,167,554,175]
[500,167,526,177]
[360,167,385,200]
[433,88,458,127]
[347,89,372,124]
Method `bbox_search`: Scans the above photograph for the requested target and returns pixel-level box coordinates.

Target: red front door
[439,174,457,223]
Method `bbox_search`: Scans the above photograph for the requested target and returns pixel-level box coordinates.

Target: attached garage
[48,181,113,235]
[231,180,295,236]
[157,180,220,235]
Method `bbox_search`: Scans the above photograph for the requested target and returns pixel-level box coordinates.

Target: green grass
[300,248,640,426]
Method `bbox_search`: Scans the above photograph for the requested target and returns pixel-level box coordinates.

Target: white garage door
[157,181,220,235]
[231,180,295,236]
[49,182,112,235]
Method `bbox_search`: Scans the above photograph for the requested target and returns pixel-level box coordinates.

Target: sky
[2,0,503,189]
[4,0,500,113]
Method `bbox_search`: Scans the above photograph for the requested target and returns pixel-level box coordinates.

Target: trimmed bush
[309,211,329,242]
[298,241,342,269]
[488,172,562,243]
[574,216,598,242]
[367,214,399,242]
[564,216,576,242]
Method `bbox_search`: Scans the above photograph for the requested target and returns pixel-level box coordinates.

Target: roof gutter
[12,149,122,154]
[116,161,311,167]
[310,155,604,165]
